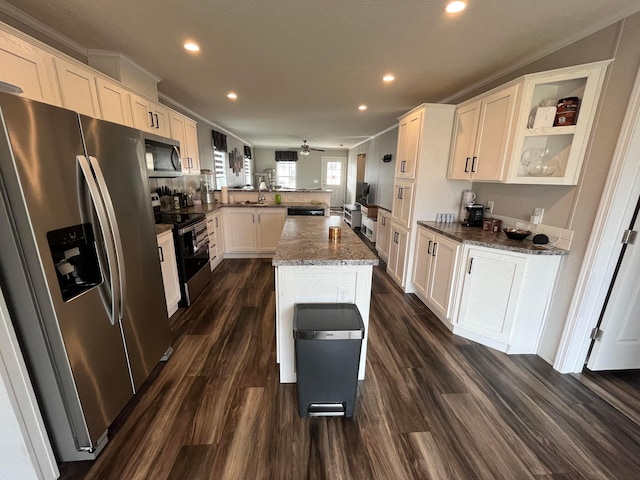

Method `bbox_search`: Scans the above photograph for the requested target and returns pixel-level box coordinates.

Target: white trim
[87,49,162,82]
[554,63,640,373]
[0,0,87,56]
[158,92,253,147]
[439,8,637,105]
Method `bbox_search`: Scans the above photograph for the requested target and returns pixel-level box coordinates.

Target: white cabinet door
[169,111,200,174]
[387,224,409,287]
[391,180,415,228]
[375,211,389,260]
[157,231,180,317]
[447,84,518,182]
[95,77,132,126]
[53,57,101,118]
[206,212,219,271]
[184,119,200,173]
[448,100,480,180]
[412,227,435,297]
[395,109,422,179]
[0,31,60,105]
[427,234,460,319]
[257,209,285,252]
[456,248,525,344]
[169,111,188,169]
[215,211,225,255]
[225,209,258,253]
[130,94,171,136]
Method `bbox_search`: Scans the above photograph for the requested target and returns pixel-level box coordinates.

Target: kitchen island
[273,216,379,383]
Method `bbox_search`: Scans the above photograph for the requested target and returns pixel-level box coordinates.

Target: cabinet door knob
[432,242,438,257]
[468,257,474,274]
[154,113,160,129]
[427,240,432,254]
[149,111,155,128]
[464,157,470,173]
[471,156,478,173]
[158,246,164,262]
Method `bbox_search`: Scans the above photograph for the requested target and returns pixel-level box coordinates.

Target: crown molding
[0,0,87,56]
[87,49,162,83]
[349,123,398,151]
[439,2,640,104]
[158,92,253,147]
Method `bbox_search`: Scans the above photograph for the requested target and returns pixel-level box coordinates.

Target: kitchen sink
[234,201,272,206]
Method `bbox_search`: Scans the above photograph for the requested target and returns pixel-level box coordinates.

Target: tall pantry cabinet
[387,104,470,291]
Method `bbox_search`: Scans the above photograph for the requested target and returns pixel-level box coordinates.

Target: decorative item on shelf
[382,154,392,163]
[503,228,531,241]
[554,97,580,126]
[528,98,557,129]
[520,148,560,177]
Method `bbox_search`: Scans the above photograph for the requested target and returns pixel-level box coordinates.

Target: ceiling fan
[298,140,325,156]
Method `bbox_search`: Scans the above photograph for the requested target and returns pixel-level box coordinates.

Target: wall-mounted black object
[382,154,392,163]
[532,233,549,245]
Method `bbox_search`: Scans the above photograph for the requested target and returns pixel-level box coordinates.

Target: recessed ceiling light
[227,92,238,100]
[183,42,200,52]
[383,74,395,82]
[358,105,367,111]
[445,1,467,14]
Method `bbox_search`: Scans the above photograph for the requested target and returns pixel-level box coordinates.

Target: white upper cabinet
[130,93,171,137]
[448,84,519,181]
[505,61,611,185]
[0,30,60,105]
[448,60,610,185]
[95,77,132,126]
[169,111,200,174]
[395,109,423,178]
[53,57,101,118]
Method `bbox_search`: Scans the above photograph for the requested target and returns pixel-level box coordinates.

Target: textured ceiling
[4,0,640,148]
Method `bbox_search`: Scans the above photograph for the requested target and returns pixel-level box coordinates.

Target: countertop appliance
[287,206,326,216]
[462,204,485,227]
[156,212,210,306]
[0,92,173,461]
[144,132,182,177]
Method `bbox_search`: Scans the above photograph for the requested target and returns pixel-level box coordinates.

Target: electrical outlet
[487,200,494,214]
[534,207,544,223]
[313,179,319,184]
[337,287,350,302]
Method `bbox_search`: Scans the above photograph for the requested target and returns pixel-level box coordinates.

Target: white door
[588,204,640,370]
[322,157,346,208]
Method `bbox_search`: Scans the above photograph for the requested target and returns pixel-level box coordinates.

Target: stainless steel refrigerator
[0,92,173,461]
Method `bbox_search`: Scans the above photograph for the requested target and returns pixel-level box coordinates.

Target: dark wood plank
[57,259,640,480]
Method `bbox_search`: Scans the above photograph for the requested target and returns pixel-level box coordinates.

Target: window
[325,161,342,185]
[214,150,227,188]
[244,156,252,186]
[276,161,296,189]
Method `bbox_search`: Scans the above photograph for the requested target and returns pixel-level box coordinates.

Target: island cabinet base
[275,264,373,383]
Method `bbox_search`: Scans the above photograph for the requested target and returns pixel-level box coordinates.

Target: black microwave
[144,133,182,177]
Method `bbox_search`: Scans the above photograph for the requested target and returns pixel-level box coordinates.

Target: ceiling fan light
[300,149,310,156]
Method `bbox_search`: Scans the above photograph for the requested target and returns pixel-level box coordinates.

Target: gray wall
[448,15,640,363]
[348,127,398,209]
[254,147,349,189]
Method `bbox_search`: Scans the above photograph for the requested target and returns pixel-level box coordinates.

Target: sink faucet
[258,180,267,204]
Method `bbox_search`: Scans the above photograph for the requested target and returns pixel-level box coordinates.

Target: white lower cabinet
[451,244,561,354]
[224,208,286,254]
[412,227,460,320]
[386,222,409,288]
[157,230,180,317]
[206,210,225,270]
[376,210,392,262]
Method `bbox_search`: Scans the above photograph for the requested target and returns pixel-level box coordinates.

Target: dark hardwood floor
[59,257,640,479]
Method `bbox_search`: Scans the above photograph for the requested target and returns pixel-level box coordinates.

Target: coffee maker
[462,204,485,227]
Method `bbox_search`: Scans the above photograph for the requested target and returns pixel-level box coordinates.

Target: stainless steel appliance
[287,206,326,216]
[144,132,182,177]
[0,93,173,461]
[157,212,210,306]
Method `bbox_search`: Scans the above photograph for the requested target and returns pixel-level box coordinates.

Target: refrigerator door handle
[77,155,120,326]
[88,156,126,322]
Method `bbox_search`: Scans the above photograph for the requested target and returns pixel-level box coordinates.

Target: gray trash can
[293,303,364,418]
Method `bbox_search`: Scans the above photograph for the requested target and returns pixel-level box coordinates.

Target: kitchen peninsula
[272,216,378,383]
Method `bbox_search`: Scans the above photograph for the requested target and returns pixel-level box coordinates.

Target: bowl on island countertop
[503,228,532,241]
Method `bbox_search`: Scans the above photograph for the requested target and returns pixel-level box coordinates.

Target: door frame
[555,64,640,373]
